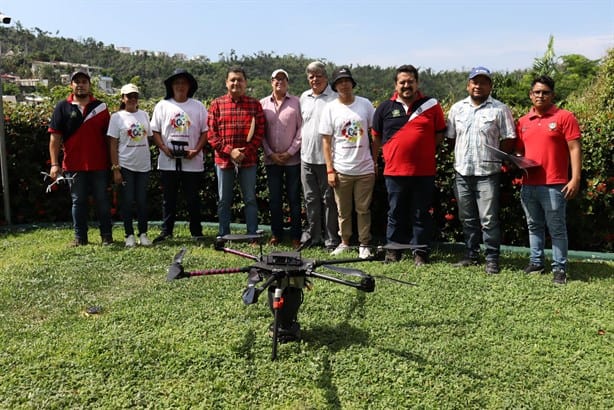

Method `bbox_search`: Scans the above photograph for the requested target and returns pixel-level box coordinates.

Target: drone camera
[170,140,189,158]
[0,14,11,24]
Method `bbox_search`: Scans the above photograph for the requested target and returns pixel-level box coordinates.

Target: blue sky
[1,0,613,72]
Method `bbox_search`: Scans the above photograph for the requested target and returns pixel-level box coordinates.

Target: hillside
[1,24,476,103]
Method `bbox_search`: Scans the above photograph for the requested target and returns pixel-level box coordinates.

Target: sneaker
[153,233,171,243]
[553,268,567,285]
[359,245,372,259]
[101,235,113,246]
[524,263,545,274]
[414,252,429,266]
[268,236,280,246]
[454,257,479,267]
[325,243,339,252]
[125,235,136,248]
[139,233,152,246]
[485,259,500,274]
[384,249,401,263]
[330,243,350,256]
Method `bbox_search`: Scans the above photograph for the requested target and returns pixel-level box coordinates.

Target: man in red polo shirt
[516,75,582,285]
[372,65,446,265]
[48,70,112,246]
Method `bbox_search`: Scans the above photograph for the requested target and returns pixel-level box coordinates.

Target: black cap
[164,68,198,99]
[70,70,90,82]
[330,67,356,92]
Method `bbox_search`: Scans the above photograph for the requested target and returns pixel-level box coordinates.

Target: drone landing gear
[268,286,303,345]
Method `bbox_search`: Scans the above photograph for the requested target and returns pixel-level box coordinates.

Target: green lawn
[1,225,612,409]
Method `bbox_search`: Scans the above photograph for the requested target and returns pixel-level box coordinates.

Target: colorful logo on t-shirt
[341,119,364,143]
[170,112,191,132]
[127,122,146,142]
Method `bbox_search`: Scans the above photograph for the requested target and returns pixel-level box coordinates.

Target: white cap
[120,83,139,95]
[271,69,289,81]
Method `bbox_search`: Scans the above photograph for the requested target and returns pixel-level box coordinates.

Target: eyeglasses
[531,90,552,96]
[125,93,139,99]
[272,77,287,82]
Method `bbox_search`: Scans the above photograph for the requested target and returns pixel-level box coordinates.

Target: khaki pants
[333,173,375,245]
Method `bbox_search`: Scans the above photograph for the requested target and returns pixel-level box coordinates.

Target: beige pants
[333,172,375,245]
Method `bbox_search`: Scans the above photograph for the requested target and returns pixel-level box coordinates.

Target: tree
[532,35,559,77]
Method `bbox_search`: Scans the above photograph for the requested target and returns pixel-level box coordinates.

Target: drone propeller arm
[308,270,375,292]
[214,244,260,261]
[188,266,252,277]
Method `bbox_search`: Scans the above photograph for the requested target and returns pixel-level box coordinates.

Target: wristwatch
[111,164,121,171]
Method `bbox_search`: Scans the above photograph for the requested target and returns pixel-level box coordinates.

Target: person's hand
[49,164,61,180]
[277,152,291,164]
[327,171,337,188]
[269,152,290,165]
[113,170,123,185]
[160,146,173,158]
[185,149,199,160]
[231,147,246,163]
[561,179,580,200]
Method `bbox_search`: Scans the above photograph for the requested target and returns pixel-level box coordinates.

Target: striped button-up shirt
[446,95,516,176]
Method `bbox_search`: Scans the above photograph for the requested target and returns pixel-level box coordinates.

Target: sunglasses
[124,93,139,99]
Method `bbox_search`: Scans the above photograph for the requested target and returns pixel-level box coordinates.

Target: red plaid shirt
[207,94,265,168]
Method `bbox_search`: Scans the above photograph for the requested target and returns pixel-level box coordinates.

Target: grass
[1,224,612,409]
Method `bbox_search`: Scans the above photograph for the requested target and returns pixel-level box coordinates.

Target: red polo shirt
[372,92,446,176]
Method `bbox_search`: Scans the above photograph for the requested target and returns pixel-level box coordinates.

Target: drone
[167,232,423,360]
[40,171,76,193]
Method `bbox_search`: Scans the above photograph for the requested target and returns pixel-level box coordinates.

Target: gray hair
[306,61,327,77]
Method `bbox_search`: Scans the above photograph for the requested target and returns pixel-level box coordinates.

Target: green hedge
[3,50,613,252]
[3,98,611,252]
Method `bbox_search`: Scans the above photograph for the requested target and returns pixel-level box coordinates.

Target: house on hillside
[98,76,114,94]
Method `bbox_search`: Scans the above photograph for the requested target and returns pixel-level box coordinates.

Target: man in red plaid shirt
[208,67,265,236]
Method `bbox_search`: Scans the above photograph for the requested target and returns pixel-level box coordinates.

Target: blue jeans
[159,170,203,237]
[385,175,434,253]
[520,184,568,271]
[454,172,501,261]
[120,168,149,237]
[215,165,258,236]
[266,164,302,240]
[66,170,112,241]
[300,161,340,247]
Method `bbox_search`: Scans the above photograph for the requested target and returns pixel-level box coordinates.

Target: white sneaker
[125,235,136,247]
[359,245,372,259]
[330,243,350,256]
[139,233,152,246]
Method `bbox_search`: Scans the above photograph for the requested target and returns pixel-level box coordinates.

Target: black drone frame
[167,233,422,360]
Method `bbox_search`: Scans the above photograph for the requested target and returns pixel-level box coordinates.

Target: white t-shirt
[107,109,152,172]
[319,96,375,175]
[150,98,208,172]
